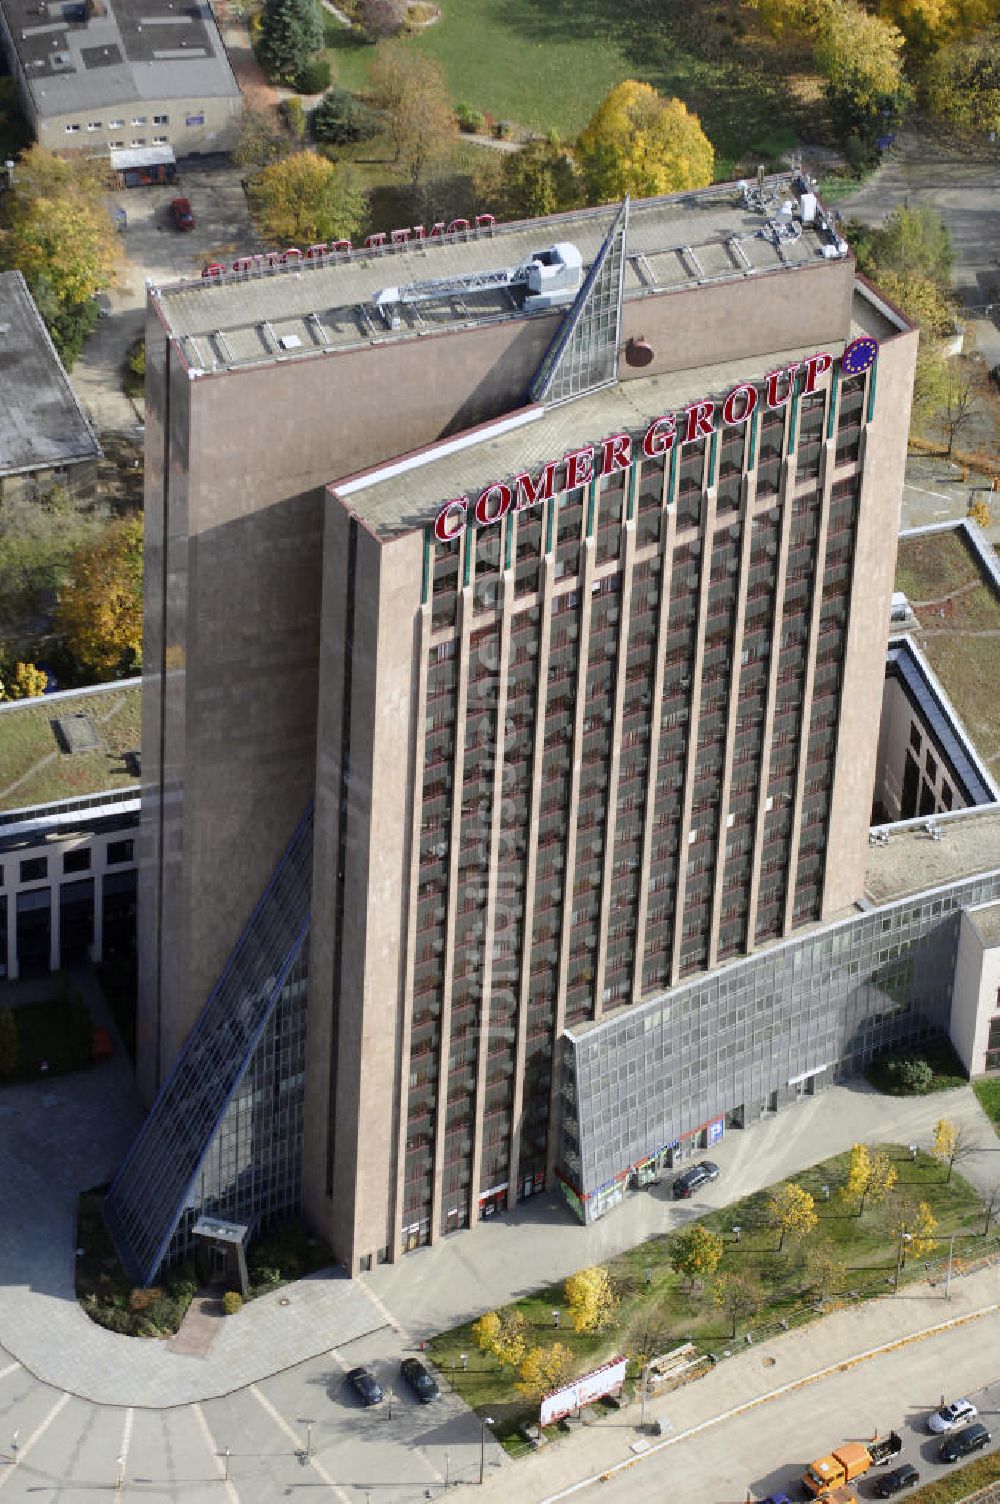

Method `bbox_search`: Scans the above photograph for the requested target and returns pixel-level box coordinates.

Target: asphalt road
[577,1310,1000,1504]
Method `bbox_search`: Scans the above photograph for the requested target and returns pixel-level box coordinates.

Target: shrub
[92,1306,135,1335]
[222,1290,244,1315]
[295,56,332,94]
[883,1054,934,1094]
[313,87,380,144]
[454,101,483,134]
[0,1008,18,1078]
[281,94,307,140]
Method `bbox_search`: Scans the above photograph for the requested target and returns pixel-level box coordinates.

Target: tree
[248,151,366,245]
[0,1007,18,1079]
[881,1054,934,1094]
[54,516,143,679]
[577,82,714,203]
[842,1142,897,1214]
[357,0,407,38]
[799,1238,847,1297]
[981,1180,1000,1235]
[925,33,1000,138]
[257,0,324,84]
[713,1270,764,1337]
[233,105,288,169]
[669,1224,725,1289]
[471,1307,529,1370]
[865,269,955,339]
[1,661,47,700]
[939,363,976,457]
[564,1265,618,1334]
[969,498,992,529]
[313,87,380,145]
[764,1182,819,1252]
[933,1118,979,1181]
[909,1200,938,1259]
[369,46,457,187]
[813,2,911,144]
[515,1342,574,1398]
[878,0,987,53]
[852,205,954,288]
[497,139,585,222]
[748,0,831,39]
[911,342,951,434]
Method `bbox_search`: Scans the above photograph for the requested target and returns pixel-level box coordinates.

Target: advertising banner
[539,1356,628,1427]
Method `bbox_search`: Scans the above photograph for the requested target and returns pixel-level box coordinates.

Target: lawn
[908,1449,1000,1504]
[428,1145,987,1453]
[973,1078,1000,1136]
[867,1037,968,1095]
[895,530,983,608]
[0,682,141,812]
[1,991,93,1081]
[322,0,807,178]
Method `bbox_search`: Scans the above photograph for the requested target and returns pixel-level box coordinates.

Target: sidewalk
[477,1261,1000,1503]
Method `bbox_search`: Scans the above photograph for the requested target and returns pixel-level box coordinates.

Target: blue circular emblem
[841,335,878,376]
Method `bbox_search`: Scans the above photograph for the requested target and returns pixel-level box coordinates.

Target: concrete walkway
[0,1048,997,1408]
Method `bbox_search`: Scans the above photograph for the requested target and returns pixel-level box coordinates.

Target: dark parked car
[346,1366,383,1407]
[939,1422,991,1463]
[672,1161,720,1199]
[170,197,195,231]
[874,1463,921,1497]
[401,1357,439,1403]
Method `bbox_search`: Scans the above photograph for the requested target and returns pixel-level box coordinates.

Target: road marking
[249,1383,351,1504]
[539,1300,1000,1502]
[0,1391,70,1493]
[905,483,957,503]
[359,1279,404,1334]
[118,1408,133,1476]
[191,1402,240,1504]
[326,1348,350,1372]
[0,1364,20,1384]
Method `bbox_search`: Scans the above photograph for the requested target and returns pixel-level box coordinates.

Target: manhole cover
[762,1356,776,1367]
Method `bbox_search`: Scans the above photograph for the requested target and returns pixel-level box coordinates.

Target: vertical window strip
[422,526,432,606]
[586,477,597,538]
[787,390,799,454]
[866,359,878,424]
[748,406,759,470]
[463,521,473,588]
[545,493,555,555]
[504,510,513,572]
[667,442,679,506]
[827,364,840,440]
[708,427,719,488]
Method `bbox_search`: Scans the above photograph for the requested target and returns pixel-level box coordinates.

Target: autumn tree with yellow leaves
[0,661,47,700]
[248,151,366,246]
[471,1307,529,1370]
[564,1265,618,1334]
[55,517,143,680]
[577,82,714,204]
[669,1224,725,1290]
[764,1181,819,1252]
[842,1143,898,1215]
[516,1342,574,1398]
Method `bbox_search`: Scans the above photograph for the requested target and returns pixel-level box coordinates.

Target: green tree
[233,105,288,169]
[669,1223,725,1289]
[515,1341,574,1398]
[357,0,407,38]
[257,0,324,84]
[0,1007,18,1078]
[577,81,714,203]
[713,1270,764,1338]
[799,1237,847,1297]
[564,1265,618,1334]
[852,205,954,288]
[764,1181,819,1252]
[249,151,366,245]
[497,139,584,222]
[925,33,1000,137]
[369,45,457,186]
[55,516,143,679]
[939,361,977,457]
[313,88,380,145]
[813,2,911,143]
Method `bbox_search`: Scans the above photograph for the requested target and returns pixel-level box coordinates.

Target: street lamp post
[479,1416,494,1485]
[639,1361,651,1431]
[115,1455,125,1492]
[10,1431,18,1466]
[893,1230,912,1293]
[444,1451,450,1490]
[223,1447,231,1481]
[945,1230,957,1300]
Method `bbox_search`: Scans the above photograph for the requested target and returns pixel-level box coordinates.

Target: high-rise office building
[107,180,919,1282]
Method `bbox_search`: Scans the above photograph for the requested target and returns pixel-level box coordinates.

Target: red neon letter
[434,499,467,543]
[391,228,412,245]
[474,483,513,527]
[202,263,224,278]
[765,364,800,409]
[683,401,715,445]
[330,239,352,254]
[802,351,833,394]
[365,233,387,249]
[564,445,594,491]
[448,218,470,234]
[231,257,255,273]
[281,248,303,263]
[721,383,758,426]
[475,213,496,230]
[512,461,558,511]
[642,415,676,457]
[305,243,327,260]
[600,432,632,477]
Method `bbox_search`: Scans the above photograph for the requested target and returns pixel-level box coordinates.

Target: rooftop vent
[54,713,101,755]
[49,50,75,70]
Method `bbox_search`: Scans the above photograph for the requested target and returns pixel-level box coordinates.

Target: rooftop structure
[968,898,1000,948]
[864,806,1000,903]
[0,0,240,154]
[0,679,141,814]
[0,270,100,486]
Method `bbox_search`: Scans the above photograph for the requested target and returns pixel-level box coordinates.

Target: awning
[109,145,176,171]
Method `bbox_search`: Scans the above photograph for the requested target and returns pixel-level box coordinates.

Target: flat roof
[864,807,1000,904]
[0,680,141,813]
[0,0,239,115]
[153,176,848,374]
[969,900,1000,948]
[0,271,101,477]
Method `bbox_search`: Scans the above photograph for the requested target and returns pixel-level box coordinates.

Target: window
[107,839,134,866]
[925,751,937,781]
[130,116,147,126]
[65,123,81,133]
[20,856,47,882]
[86,121,102,131]
[109,140,125,149]
[153,113,169,124]
[130,139,146,148]
[108,118,124,128]
[63,848,91,874]
[153,136,168,145]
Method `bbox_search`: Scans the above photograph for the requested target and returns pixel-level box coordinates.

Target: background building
[0,0,241,160]
[107,180,937,1283]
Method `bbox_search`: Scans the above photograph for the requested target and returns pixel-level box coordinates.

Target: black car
[346,1366,383,1407]
[939,1422,991,1463]
[401,1357,439,1403]
[672,1161,720,1199]
[874,1463,921,1497]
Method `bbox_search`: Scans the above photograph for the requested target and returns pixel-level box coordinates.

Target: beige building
[105,181,922,1283]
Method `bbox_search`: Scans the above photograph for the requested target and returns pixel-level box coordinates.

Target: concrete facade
[952,902,1000,1077]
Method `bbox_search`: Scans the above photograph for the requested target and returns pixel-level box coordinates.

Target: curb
[539,1299,1000,1503]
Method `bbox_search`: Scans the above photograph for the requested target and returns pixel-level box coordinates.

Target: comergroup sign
[202,214,498,279]
[432,339,878,544]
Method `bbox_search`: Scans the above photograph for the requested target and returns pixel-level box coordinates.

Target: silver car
[928,1399,977,1433]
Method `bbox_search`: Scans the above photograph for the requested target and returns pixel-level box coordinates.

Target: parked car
[928,1399,978,1433]
[672,1161,720,1199]
[346,1366,383,1407]
[874,1463,921,1497]
[939,1422,990,1463]
[170,197,195,231]
[400,1357,439,1403]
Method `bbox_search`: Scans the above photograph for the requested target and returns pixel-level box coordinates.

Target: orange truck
[802,1433,902,1496]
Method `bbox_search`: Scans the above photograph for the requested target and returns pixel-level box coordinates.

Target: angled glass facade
[105,809,313,1285]
[529,199,628,406]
